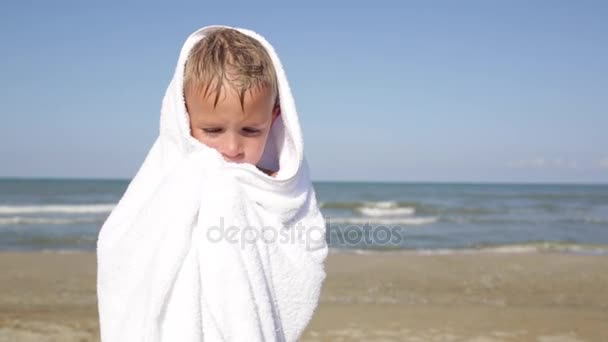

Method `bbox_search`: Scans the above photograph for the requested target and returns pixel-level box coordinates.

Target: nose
[221,133,243,161]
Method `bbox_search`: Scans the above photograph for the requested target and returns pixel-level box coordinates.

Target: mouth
[222,156,244,163]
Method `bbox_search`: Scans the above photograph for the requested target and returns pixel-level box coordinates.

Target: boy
[97,26,327,342]
[184,28,281,176]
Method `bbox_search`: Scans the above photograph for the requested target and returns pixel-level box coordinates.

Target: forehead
[186,83,275,122]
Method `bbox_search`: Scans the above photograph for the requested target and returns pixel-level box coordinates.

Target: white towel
[96,25,328,342]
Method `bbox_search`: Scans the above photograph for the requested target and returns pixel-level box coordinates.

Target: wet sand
[0,251,607,341]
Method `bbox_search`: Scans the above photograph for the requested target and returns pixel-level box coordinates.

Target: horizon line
[0,176,606,186]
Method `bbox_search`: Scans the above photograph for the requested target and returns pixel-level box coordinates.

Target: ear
[271,104,281,124]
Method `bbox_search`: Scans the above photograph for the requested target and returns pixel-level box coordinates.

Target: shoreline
[15,240,608,257]
[1,251,607,341]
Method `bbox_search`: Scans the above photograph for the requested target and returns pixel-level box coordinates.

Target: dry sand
[0,250,607,341]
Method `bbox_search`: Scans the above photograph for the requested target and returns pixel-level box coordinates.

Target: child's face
[185,84,280,166]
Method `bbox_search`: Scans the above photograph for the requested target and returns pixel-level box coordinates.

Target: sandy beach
[0,250,606,341]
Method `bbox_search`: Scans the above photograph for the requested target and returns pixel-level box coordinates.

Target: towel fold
[96,25,328,342]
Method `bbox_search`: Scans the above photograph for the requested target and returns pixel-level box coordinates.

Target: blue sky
[1,1,606,183]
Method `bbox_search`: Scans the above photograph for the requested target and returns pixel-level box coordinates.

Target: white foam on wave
[418,244,608,256]
[0,204,115,214]
[363,201,399,209]
[0,216,103,225]
[328,242,608,256]
[583,217,608,224]
[328,216,437,226]
[40,249,93,254]
[357,207,415,217]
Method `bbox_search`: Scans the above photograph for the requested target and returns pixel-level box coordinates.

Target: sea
[1,178,608,255]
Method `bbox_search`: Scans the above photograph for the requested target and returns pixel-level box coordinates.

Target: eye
[202,128,222,134]
[242,127,261,136]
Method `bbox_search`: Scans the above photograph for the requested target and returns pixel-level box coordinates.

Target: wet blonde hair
[184,27,279,110]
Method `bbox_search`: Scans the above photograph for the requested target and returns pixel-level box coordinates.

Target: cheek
[191,130,216,149]
[246,134,271,161]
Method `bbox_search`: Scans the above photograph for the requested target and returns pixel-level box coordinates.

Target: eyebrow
[195,112,270,127]
[197,121,267,128]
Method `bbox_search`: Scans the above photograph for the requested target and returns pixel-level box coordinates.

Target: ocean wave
[357,206,415,217]
[362,201,399,209]
[460,242,608,256]
[327,216,437,226]
[328,242,608,256]
[0,216,103,225]
[443,216,534,224]
[321,201,501,218]
[320,200,418,210]
[13,236,97,245]
[447,207,502,215]
[0,204,115,215]
[319,201,360,209]
[582,217,608,225]
[321,200,419,218]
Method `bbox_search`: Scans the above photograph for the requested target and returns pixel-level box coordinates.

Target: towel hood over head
[160,25,305,180]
